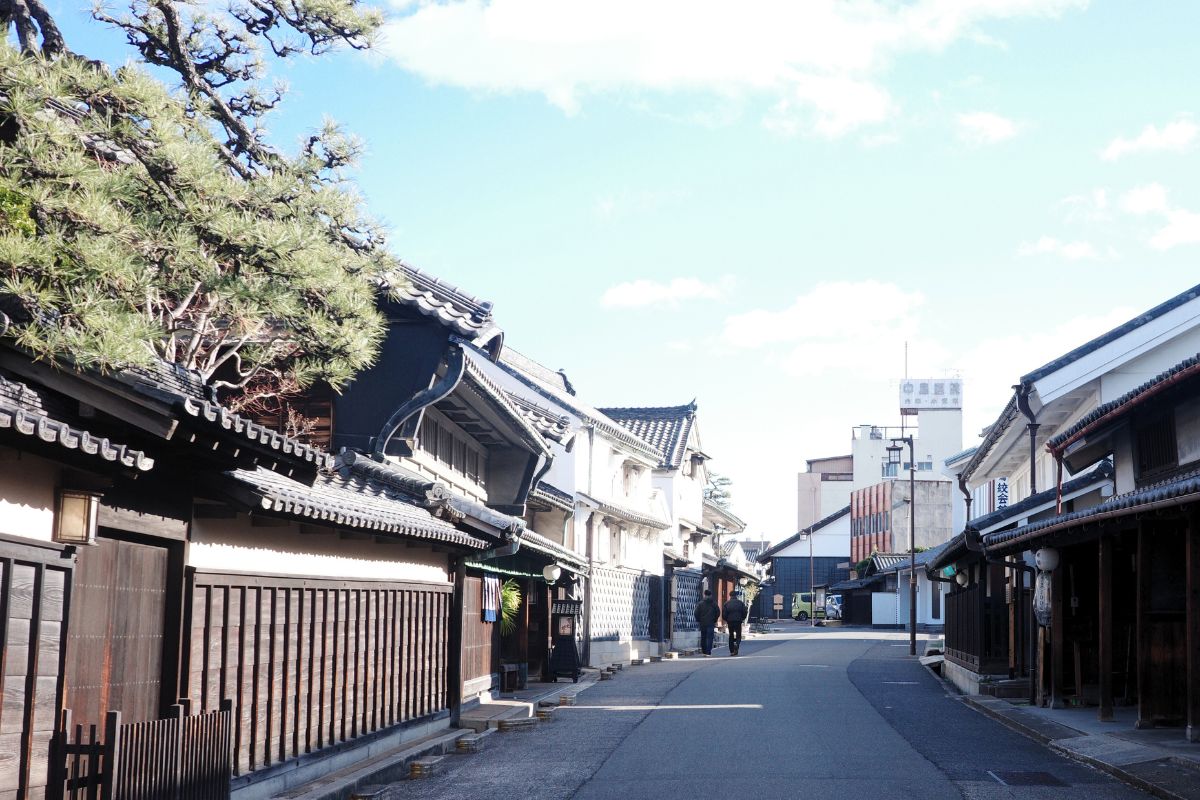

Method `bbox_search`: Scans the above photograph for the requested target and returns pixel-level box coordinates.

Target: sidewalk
[459,676,598,731]
[962,695,1200,800]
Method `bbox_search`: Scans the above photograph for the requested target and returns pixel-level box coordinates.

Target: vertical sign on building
[996,477,1009,509]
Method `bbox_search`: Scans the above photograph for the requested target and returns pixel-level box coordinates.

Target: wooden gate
[52,702,232,800]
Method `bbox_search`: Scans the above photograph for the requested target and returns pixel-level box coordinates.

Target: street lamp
[888,436,917,656]
[800,526,815,626]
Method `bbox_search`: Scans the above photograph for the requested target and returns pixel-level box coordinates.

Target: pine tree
[1,0,396,403]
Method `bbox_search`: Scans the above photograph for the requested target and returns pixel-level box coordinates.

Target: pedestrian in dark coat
[694,590,720,656]
[722,592,748,656]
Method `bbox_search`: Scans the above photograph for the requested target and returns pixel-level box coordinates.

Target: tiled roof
[179,397,333,470]
[1022,281,1200,384]
[1047,353,1200,452]
[529,481,574,513]
[461,354,552,456]
[597,402,697,470]
[829,575,883,592]
[944,446,979,466]
[877,539,955,574]
[926,533,968,572]
[0,373,154,471]
[335,450,525,537]
[492,350,664,463]
[960,395,1021,483]
[224,467,489,549]
[984,465,1200,555]
[703,499,746,530]
[870,553,908,572]
[580,493,670,530]
[381,264,495,338]
[498,348,575,395]
[757,506,850,563]
[968,460,1113,532]
[506,393,572,443]
[520,530,588,572]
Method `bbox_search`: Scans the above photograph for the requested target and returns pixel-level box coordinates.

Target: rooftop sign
[900,379,962,411]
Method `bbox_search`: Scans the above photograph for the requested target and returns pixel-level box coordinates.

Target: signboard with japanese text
[899,378,963,411]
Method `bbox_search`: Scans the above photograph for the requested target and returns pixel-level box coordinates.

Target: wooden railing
[52,701,232,800]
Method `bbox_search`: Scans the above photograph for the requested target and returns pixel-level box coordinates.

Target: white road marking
[987,770,1009,786]
[882,681,920,685]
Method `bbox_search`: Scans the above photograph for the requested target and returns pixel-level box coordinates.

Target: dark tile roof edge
[944,446,979,466]
[926,533,969,572]
[0,386,155,472]
[967,460,1113,532]
[983,465,1200,554]
[505,393,571,443]
[530,482,574,513]
[876,540,955,574]
[520,530,588,571]
[597,403,698,470]
[578,492,671,530]
[1021,282,1200,385]
[180,397,334,470]
[461,356,553,457]
[1047,353,1200,451]
[490,355,664,462]
[379,263,495,337]
[702,500,746,529]
[960,395,1020,483]
[757,505,851,563]
[225,468,490,549]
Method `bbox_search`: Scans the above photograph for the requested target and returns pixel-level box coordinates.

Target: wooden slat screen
[185,572,450,777]
[0,541,71,800]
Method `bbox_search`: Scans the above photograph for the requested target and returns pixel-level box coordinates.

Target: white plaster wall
[0,448,58,542]
[189,515,450,583]
[771,513,850,559]
[852,427,887,487]
[871,591,898,626]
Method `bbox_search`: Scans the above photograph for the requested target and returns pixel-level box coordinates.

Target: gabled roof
[578,492,671,530]
[0,371,155,471]
[1047,352,1200,453]
[756,505,850,563]
[984,465,1200,555]
[968,460,1113,533]
[702,499,746,532]
[1022,282,1200,384]
[380,263,496,339]
[597,402,698,470]
[221,466,489,549]
[869,553,909,572]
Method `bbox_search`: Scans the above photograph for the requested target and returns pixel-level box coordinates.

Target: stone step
[535,707,555,722]
[650,656,663,663]
[558,695,576,706]
[599,671,613,680]
[455,732,490,754]
[498,717,539,732]
[664,652,680,660]
[408,755,445,779]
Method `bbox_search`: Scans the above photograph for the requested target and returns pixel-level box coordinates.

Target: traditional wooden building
[978,352,1200,739]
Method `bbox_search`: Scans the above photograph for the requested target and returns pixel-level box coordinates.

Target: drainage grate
[987,770,1066,787]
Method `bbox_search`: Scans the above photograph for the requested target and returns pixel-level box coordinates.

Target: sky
[55,0,1200,542]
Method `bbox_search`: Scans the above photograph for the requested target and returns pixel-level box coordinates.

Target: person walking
[722,590,748,656]
[693,589,720,656]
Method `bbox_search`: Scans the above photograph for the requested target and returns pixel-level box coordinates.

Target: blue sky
[58,1,1200,539]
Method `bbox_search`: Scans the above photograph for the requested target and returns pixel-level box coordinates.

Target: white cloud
[1149,210,1200,250]
[720,280,948,377]
[956,111,1021,145]
[1101,117,1199,161]
[1120,183,1170,216]
[380,0,1087,137]
[1116,183,1200,250]
[1057,188,1109,223]
[600,276,735,309]
[1017,235,1105,260]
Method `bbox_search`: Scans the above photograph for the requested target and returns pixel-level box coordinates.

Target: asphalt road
[388,626,1150,800]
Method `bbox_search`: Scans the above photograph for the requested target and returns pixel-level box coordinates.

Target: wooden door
[64,535,168,728]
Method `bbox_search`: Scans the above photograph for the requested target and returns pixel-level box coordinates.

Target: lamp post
[888,436,917,656]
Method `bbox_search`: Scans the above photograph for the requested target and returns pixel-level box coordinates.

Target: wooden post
[1187,510,1200,742]
[101,710,121,800]
[447,560,465,727]
[1037,627,1047,707]
[1099,535,1113,721]
[1136,522,1153,729]
[1051,558,1066,708]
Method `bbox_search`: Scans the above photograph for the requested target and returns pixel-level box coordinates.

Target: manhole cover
[988,770,1066,786]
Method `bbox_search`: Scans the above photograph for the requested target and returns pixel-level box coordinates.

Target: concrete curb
[958,694,1200,800]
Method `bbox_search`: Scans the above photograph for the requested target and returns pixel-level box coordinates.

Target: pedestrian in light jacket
[694,590,720,656]
[722,592,748,656]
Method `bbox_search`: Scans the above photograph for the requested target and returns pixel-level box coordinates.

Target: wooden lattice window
[1136,413,1177,480]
